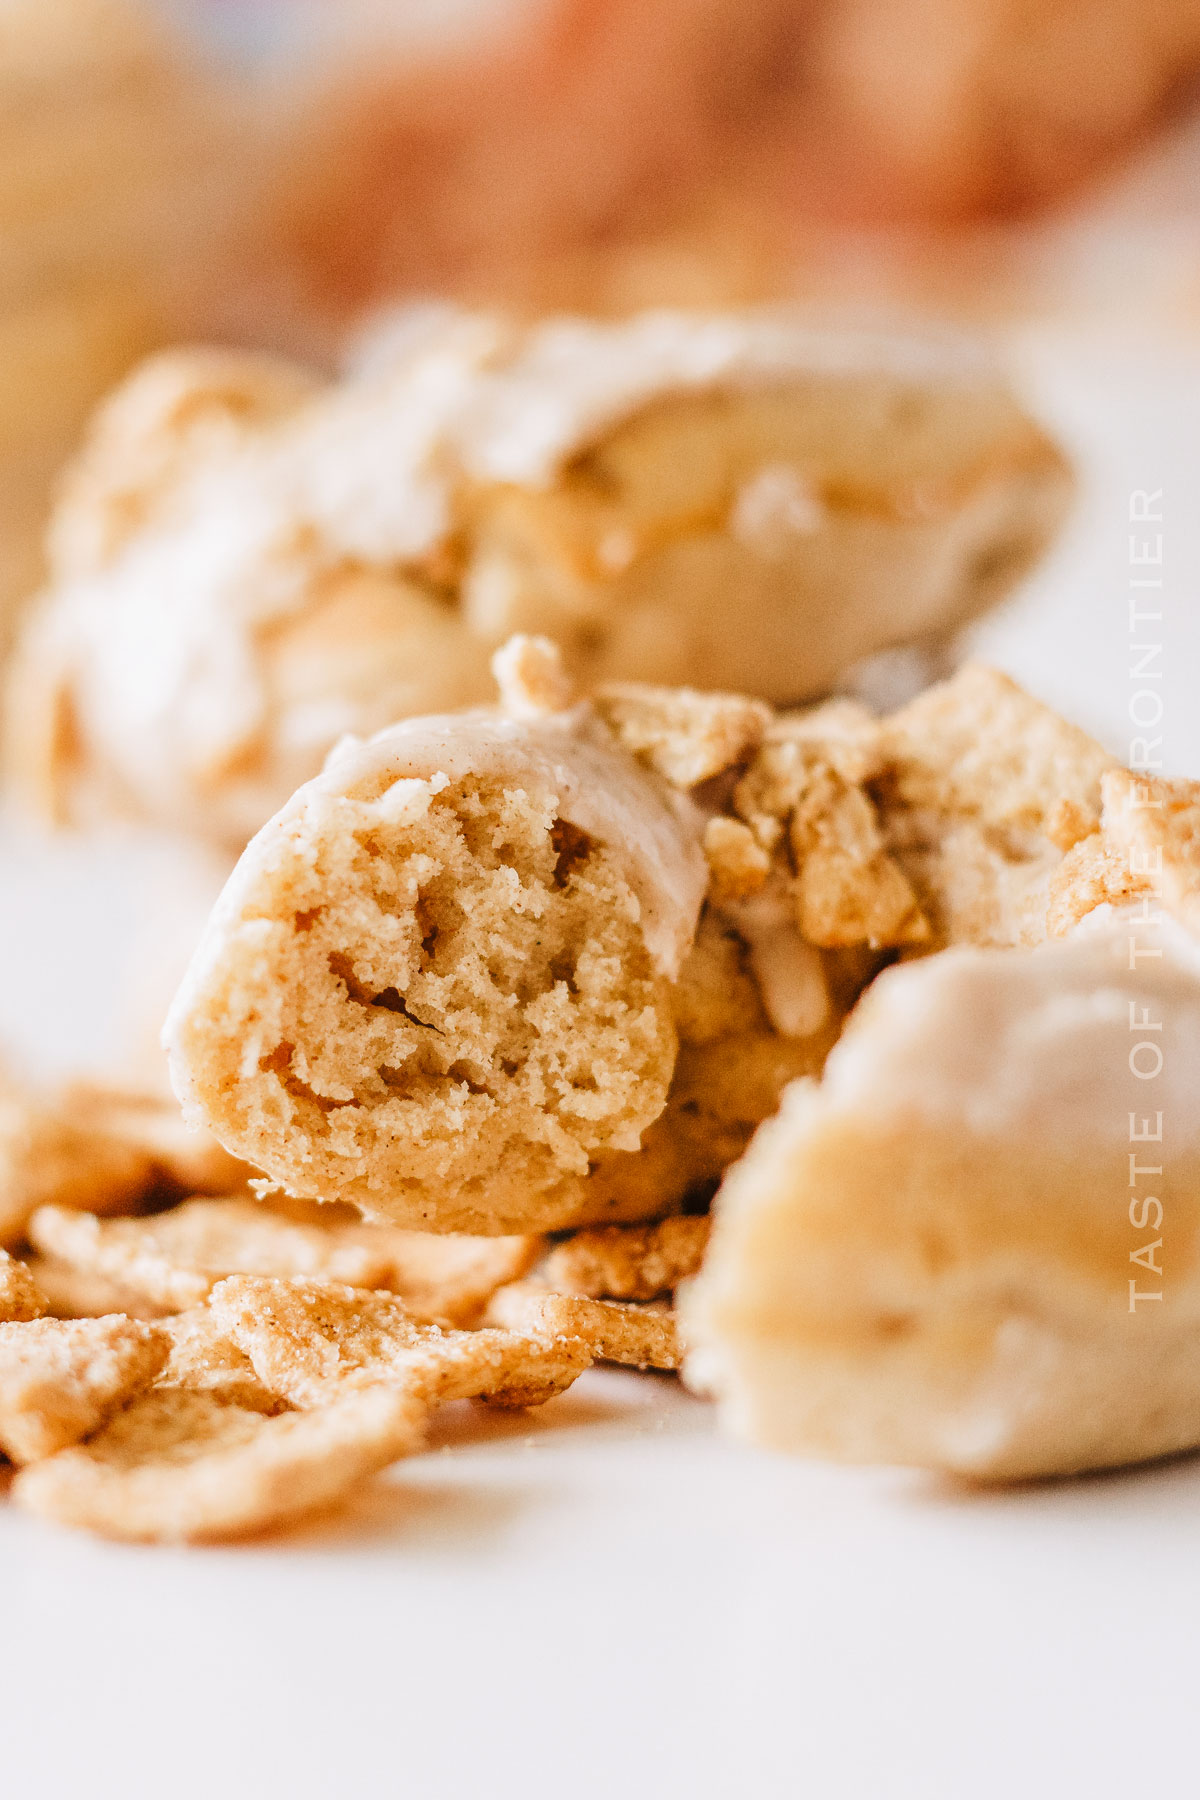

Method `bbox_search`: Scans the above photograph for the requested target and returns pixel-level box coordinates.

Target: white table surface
[2,323,1199,1799]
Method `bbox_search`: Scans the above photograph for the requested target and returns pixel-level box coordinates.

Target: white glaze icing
[821,908,1200,1144]
[442,307,999,486]
[716,886,830,1038]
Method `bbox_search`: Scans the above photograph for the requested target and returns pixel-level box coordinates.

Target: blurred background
[3,0,1200,647]
[4,0,1200,628]
[1,0,1199,1084]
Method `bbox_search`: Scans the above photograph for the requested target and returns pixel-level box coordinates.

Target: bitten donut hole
[187,770,678,1230]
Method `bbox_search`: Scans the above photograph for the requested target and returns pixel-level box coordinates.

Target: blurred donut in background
[3,0,1200,660]
[793,0,1200,219]
[245,0,1200,325]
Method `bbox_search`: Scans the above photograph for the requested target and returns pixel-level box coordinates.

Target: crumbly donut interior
[197,771,677,1227]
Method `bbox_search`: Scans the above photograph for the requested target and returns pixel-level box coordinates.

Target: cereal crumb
[703,817,770,901]
[596,683,769,788]
[487,1283,680,1371]
[0,1250,47,1324]
[492,634,575,717]
[542,1217,711,1302]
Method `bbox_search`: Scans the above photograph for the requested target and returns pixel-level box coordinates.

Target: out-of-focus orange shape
[251,0,1200,322]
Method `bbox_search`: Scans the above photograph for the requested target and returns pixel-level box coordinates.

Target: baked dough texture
[165,653,1115,1237]
[683,789,1200,1480]
[8,306,1071,844]
[166,693,708,1232]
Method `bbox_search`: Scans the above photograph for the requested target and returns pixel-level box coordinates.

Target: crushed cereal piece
[486,1284,680,1371]
[596,683,770,788]
[367,1230,544,1324]
[0,1315,169,1464]
[769,701,882,786]
[882,813,1060,949]
[1044,831,1145,937]
[1101,770,1200,935]
[703,816,770,901]
[62,1083,252,1197]
[19,1257,168,1322]
[12,1384,426,1542]
[796,665,1122,951]
[209,1277,591,1411]
[492,634,575,717]
[733,731,925,949]
[878,664,1116,851]
[158,1308,283,1413]
[787,762,927,949]
[737,714,879,828]
[541,1216,711,1302]
[0,1250,46,1324]
[254,1200,544,1324]
[0,1078,155,1249]
[27,1198,418,1313]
